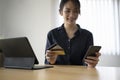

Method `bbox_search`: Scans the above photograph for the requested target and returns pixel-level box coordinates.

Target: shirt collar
[57,24,64,31]
[57,24,82,35]
[57,23,81,30]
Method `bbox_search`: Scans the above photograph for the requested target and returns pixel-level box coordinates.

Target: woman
[45,0,101,68]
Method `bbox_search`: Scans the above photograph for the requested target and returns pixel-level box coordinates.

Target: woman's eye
[64,10,70,13]
[74,10,79,13]
[64,9,79,14]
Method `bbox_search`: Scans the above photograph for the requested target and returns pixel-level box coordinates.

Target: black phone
[83,45,101,59]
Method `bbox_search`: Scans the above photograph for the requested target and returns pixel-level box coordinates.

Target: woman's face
[60,1,79,25]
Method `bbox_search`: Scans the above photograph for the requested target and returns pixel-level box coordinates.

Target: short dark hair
[59,0,81,13]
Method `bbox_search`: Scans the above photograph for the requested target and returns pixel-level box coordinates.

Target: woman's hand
[84,52,101,68]
[45,50,58,64]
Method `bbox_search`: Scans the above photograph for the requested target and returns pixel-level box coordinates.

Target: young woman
[45,0,101,68]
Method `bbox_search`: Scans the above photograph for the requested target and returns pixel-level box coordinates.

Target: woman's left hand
[84,52,101,68]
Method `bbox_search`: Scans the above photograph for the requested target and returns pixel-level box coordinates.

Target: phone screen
[84,45,101,59]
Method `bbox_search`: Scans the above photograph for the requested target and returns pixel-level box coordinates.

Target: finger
[46,50,53,54]
[86,56,99,61]
[46,55,56,62]
[46,51,55,57]
[96,52,101,57]
[85,57,99,64]
[47,54,55,57]
[85,59,98,64]
[46,56,50,62]
[46,56,56,59]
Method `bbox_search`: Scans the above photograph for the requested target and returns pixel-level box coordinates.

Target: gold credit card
[51,50,65,55]
[48,43,65,55]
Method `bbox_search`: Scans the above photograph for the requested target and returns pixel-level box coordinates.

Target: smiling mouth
[67,18,75,23]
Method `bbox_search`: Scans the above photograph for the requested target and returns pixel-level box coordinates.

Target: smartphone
[83,45,101,59]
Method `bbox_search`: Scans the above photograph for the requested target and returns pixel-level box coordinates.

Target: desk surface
[0,65,120,80]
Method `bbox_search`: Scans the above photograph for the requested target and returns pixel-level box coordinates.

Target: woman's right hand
[45,50,58,64]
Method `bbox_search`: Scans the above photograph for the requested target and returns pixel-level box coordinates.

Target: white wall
[0,0,54,64]
[98,55,120,67]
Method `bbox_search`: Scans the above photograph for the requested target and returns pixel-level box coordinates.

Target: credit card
[48,43,65,55]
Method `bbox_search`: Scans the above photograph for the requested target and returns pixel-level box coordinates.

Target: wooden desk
[0,65,120,80]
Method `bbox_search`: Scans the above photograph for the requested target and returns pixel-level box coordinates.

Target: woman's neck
[64,23,77,31]
[64,23,78,39]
